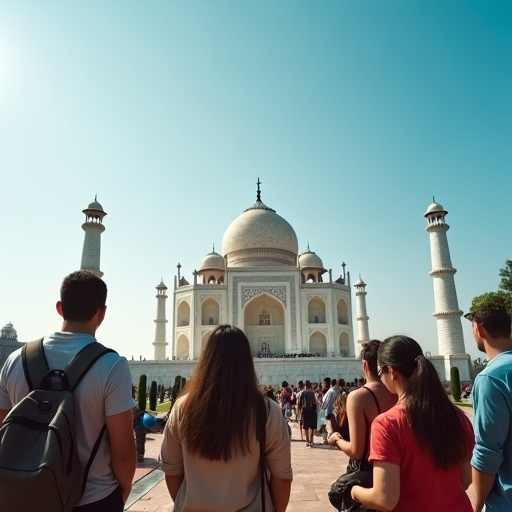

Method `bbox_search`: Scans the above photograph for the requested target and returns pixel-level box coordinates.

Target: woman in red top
[351,335,474,512]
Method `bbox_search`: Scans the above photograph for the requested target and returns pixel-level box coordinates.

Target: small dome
[299,250,324,269]
[1,322,18,340]
[83,196,106,216]
[199,251,225,271]
[424,201,447,217]
[156,280,168,290]
[354,276,366,287]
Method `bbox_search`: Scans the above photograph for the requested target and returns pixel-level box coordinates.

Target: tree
[469,291,512,316]
[137,374,147,412]
[499,259,512,293]
[450,367,461,402]
[149,380,157,411]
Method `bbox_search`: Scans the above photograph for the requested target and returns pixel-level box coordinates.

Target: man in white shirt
[0,270,136,511]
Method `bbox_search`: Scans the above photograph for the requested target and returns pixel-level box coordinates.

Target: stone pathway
[126,407,477,511]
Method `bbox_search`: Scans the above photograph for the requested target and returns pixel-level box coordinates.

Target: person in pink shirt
[351,335,474,512]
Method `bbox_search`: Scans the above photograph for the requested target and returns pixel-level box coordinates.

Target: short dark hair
[465,309,511,338]
[360,339,381,376]
[323,377,331,386]
[60,271,107,322]
[281,381,289,388]
[332,379,337,386]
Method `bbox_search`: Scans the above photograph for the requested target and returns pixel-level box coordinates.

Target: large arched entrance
[244,293,285,356]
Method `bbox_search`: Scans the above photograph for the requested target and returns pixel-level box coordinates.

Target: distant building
[0,322,24,369]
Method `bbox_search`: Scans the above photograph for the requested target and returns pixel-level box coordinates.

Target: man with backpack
[0,270,136,511]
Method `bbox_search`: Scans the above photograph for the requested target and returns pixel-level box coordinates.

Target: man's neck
[485,338,512,361]
[60,320,97,338]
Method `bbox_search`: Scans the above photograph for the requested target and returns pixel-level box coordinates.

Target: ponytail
[379,336,468,469]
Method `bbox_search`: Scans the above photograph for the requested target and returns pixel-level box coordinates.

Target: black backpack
[0,338,114,512]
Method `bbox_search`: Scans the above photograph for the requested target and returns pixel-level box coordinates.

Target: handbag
[328,386,381,511]
[328,459,372,512]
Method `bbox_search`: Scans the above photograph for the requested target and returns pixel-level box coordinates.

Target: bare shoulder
[346,387,369,406]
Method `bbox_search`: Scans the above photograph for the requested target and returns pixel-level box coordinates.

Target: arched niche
[309,331,327,357]
[201,298,220,325]
[244,293,285,356]
[177,300,190,327]
[201,331,211,352]
[337,298,348,324]
[308,297,326,323]
[176,334,189,359]
[339,332,350,357]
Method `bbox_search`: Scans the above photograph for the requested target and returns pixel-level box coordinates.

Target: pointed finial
[307,241,310,251]
[95,194,97,201]
[256,177,261,202]
[432,195,435,203]
[177,262,181,280]
[212,242,215,252]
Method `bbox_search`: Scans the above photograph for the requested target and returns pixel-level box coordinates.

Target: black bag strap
[257,396,268,512]
[22,338,49,391]
[363,385,382,415]
[82,424,107,494]
[64,342,116,392]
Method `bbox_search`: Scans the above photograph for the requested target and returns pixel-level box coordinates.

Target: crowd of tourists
[0,270,511,512]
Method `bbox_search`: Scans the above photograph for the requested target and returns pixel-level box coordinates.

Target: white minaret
[153,280,168,360]
[425,200,466,355]
[354,276,370,344]
[80,197,106,277]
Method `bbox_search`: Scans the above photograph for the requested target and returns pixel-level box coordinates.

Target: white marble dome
[199,251,225,270]
[222,200,298,267]
[299,250,324,269]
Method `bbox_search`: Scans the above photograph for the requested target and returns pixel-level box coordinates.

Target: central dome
[222,199,298,268]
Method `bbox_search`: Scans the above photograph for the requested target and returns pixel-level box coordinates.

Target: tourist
[0,270,136,510]
[350,335,474,511]
[160,325,292,511]
[465,305,512,511]
[297,380,317,447]
[326,392,349,440]
[294,380,306,440]
[280,380,293,418]
[328,340,396,478]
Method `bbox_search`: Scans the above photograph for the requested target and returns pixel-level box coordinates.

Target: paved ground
[125,406,476,511]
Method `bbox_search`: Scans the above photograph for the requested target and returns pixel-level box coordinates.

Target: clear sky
[0,1,510,362]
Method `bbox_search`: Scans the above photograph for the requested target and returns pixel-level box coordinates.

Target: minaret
[425,200,465,355]
[80,196,107,277]
[354,276,370,344]
[153,280,168,360]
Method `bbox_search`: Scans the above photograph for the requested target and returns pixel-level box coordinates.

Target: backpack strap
[22,338,49,391]
[64,342,116,392]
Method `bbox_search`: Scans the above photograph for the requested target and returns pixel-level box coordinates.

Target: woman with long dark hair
[351,335,474,511]
[160,325,292,511]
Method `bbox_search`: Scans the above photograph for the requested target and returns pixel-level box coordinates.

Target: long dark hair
[378,335,467,469]
[180,325,262,461]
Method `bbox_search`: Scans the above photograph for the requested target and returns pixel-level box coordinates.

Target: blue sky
[0,1,510,362]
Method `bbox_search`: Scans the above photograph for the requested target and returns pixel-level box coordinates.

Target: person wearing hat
[465,302,512,512]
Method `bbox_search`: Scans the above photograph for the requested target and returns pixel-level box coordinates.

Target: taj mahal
[0,183,471,384]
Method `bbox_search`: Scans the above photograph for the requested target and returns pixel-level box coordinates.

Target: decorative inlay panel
[242,286,287,307]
